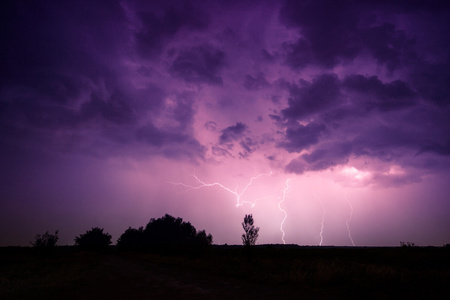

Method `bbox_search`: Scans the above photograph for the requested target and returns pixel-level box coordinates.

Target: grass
[1,245,449,299]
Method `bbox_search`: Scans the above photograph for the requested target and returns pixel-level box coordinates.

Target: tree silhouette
[31,230,59,248]
[117,226,144,251]
[117,214,212,255]
[144,214,212,254]
[75,227,112,251]
[242,214,259,246]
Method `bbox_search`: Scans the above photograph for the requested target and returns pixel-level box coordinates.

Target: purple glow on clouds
[1,0,450,246]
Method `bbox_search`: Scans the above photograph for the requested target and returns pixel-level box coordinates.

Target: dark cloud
[244,72,269,90]
[407,108,450,157]
[136,123,167,147]
[219,122,248,144]
[0,81,163,133]
[169,44,225,85]
[286,147,352,174]
[276,68,430,171]
[301,142,352,171]
[261,49,276,62]
[134,1,209,57]
[212,145,233,158]
[351,125,417,160]
[283,124,418,175]
[0,0,212,162]
[214,122,259,159]
[283,38,312,70]
[23,104,79,130]
[0,0,127,84]
[277,72,420,132]
[278,122,326,153]
[360,22,416,72]
[343,75,416,111]
[279,0,361,68]
[282,74,341,121]
[0,1,128,129]
[136,123,206,159]
[285,157,307,174]
[80,92,135,125]
[283,106,450,174]
[0,0,449,169]
[279,0,420,70]
[371,171,423,187]
[411,63,450,107]
[239,137,258,159]
[418,140,450,156]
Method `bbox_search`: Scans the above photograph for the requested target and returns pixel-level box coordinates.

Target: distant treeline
[32,214,213,255]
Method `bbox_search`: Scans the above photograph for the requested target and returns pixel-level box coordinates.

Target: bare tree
[242,214,259,246]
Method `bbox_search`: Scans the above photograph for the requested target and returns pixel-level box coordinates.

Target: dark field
[1,245,449,299]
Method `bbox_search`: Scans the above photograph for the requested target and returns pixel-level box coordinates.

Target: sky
[1,0,450,247]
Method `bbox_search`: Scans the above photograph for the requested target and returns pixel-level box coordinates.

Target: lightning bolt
[278,179,291,244]
[314,193,326,246]
[169,171,272,208]
[344,192,356,246]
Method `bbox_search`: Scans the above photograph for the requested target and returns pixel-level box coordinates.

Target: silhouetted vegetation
[117,214,212,255]
[31,230,59,249]
[6,214,450,298]
[74,227,112,252]
[400,241,416,247]
[241,214,259,246]
[117,226,145,251]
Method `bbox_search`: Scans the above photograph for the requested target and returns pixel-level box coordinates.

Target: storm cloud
[1,0,450,247]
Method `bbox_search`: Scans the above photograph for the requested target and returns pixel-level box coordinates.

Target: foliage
[117,227,144,251]
[31,230,59,248]
[117,214,213,254]
[400,241,416,248]
[74,227,112,251]
[241,214,259,246]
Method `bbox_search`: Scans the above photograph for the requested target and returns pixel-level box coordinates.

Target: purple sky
[1,0,450,247]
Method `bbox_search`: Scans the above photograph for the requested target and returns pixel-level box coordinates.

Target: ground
[1,245,449,299]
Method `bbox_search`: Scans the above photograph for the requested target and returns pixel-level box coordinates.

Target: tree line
[32,214,259,254]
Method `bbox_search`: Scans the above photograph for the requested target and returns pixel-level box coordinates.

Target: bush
[117,227,144,251]
[400,241,416,248]
[75,227,112,251]
[31,230,59,248]
[117,214,212,255]
[144,214,212,252]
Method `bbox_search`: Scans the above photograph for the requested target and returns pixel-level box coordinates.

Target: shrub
[117,227,144,251]
[400,241,416,248]
[117,214,212,255]
[31,230,59,248]
[144,214,212,251]
[75,227,112,251]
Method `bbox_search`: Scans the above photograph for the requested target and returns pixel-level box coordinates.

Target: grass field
[1,245,449,299]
